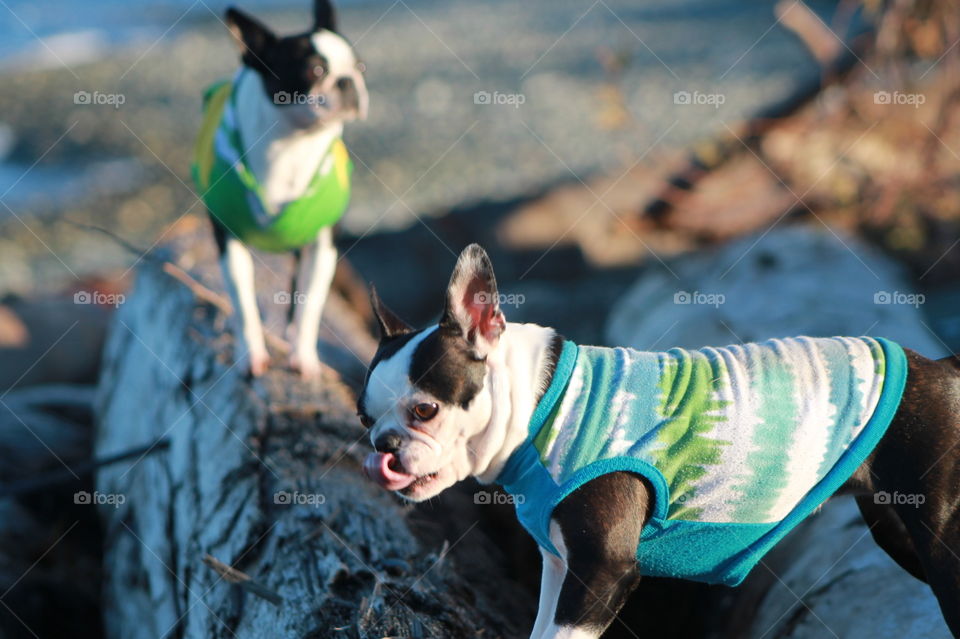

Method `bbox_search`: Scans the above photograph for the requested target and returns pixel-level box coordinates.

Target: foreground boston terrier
[192,0,367,379]
[359,244,960,638]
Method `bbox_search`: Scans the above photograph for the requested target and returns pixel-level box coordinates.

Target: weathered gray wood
[94,253,533,639]
[606,225,951,638]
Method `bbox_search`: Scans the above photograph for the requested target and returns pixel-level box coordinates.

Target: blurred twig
[202,554,284,606]
[0,437,170,497]
[643,4,872,226]
[778,0,842,65]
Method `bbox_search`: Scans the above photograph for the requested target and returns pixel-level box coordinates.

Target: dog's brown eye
[359,414,374,429]
[411,402,439,421]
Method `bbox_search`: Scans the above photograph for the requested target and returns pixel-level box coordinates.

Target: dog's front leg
[221,237,269,376]
[536,519,640,639]
[537,473,647,639]
[530,546,567,639]
[289,226,336,379]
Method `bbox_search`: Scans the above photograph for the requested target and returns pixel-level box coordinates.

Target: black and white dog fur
[213,0,367,379]
[359,244,960,638]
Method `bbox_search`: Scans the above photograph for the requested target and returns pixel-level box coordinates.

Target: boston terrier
[192,0,367,379]
[358,244,960,638]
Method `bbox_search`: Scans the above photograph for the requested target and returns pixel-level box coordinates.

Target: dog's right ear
[225,7,275,67]
[439,244,505,360]
[370,285,413,339]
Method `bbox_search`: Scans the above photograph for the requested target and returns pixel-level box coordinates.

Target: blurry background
[2,0,959,338]
[4,1,960,638]
[1,0,843,290]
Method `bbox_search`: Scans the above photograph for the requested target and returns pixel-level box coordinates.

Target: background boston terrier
[358,244,960,639]
[192,0,367,379]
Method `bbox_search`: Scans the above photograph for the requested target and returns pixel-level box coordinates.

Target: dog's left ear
[313,0,337,32]
[439,244,505,359]
[225,7,276,63]
[370,285,413,339]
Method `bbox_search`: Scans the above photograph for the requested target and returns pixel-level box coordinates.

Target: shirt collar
[497,340,578,485]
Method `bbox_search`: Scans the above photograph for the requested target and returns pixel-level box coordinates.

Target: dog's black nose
[374,433,402,454]
[336,76,359,110]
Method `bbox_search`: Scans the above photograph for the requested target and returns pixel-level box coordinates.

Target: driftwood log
[93,239,535,639]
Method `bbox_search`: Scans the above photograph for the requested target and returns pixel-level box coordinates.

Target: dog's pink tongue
[363,452,417,491]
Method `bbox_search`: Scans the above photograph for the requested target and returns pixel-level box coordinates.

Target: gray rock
[750,500,949,639]
[606,225,942,355]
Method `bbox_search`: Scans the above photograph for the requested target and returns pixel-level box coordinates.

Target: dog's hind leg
[854,495,926,583]
[865,349,960,634]
[289,226,337,380]
[890,503,960,635]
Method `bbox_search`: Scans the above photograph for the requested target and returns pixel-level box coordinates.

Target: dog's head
[358,245,507,501]
[225,0,368,128]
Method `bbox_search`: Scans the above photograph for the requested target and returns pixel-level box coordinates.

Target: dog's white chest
[258,131,336,213]
[233,72,344,217]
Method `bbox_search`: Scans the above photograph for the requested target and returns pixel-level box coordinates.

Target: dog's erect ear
[439,244,505,359]
[225,7,276,66]
[370,285,413,339]
[313,0,337,32]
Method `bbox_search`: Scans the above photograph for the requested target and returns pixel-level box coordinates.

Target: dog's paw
[248,350,270,377]
[290,351,322,381]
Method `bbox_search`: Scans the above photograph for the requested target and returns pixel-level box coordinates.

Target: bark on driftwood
[93,240,534,639]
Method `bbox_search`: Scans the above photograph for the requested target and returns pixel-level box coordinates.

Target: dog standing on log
[192,0,367,379]
[359,243,960,638]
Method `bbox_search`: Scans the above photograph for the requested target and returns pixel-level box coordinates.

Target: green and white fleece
[191,72,352,253]
[497,336,907,586]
